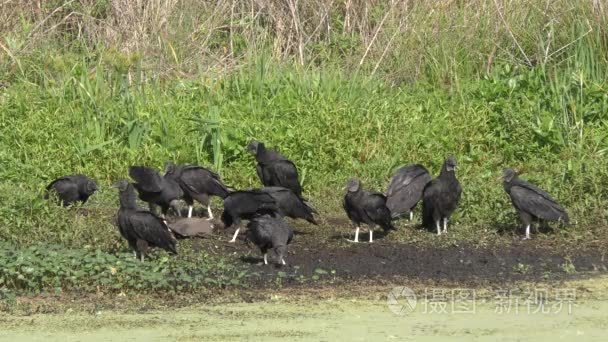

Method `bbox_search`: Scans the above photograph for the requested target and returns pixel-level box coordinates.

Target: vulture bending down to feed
[129,166,183,219]
[221,190,280,242]
[422,157,462,235]
[260,187,317,225]
[247,141,302,196]
[246,215,294,265]
[164,163,230,219]
[502,168,569,240]
[113,180,177,262]
[386,164,432,221]
[45,174,98,206]
[343,179,394,243]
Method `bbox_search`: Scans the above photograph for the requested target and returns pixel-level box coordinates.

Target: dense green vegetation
[1,58,607,248]
[0,241,249,294]
[1,1,608,292]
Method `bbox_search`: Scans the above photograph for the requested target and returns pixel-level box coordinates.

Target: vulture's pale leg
[348,226,361,242]
[523,225,531,240]
[187,205,193,218]
[133,251,137,259]
[436,220,442,235]
[281,258,286,265]
[207,206,214,220]
[409,211,413,221]
[229,228,240,243]
[140,254,144,262]
[263,253,268,265]
[443,218,448,233]
[369,228,374,243]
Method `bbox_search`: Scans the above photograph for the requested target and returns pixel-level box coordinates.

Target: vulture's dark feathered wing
[119,210,177,253]
[129,166,164,193]
[221,190,279,227]
[128,166,183,216]
[343,179,394,242]
[421,157,462,234]
[508,180,569,223]
[45,177,79,201]
[174,165,229,199]
[386,164,432,218]
[246,215,293,265]
[361,191,394,231]
[261,187,317,224]
[45,174,97,206]
[115,181,177,261]
[259,160,302,196]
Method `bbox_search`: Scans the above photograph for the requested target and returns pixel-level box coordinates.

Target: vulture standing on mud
[343,179,394,243]
[45,174,98,207]
[246,214,294,265]
[247,141,303,196]
[422,156,462,235]
[164,162,230,219]
[502,168,569,240]
[260,187,318,225]
[113,180,177,262]
[129,166,183,219]
[221,189,280,242]
[386,164,432,221]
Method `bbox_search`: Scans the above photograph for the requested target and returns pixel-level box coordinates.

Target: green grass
[0,1,608,295]
[1,57,607,250]
[0,241,249,294]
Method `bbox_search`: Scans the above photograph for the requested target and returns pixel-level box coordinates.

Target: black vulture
[45,174,98,206]
[128,166,183,219]
[221,190,280,242]
[246,214,294,265]
[112,180,177,262]
[343,179,394,243]
[247,141,302,196]
[386,164,432,221]
[502,168,569,239]
[422,156,462,235]
[260,187,318,225]
[164,163,230,219]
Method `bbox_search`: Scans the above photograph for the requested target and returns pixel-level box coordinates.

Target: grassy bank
[0,1,608,293]
[1,60,608,248]
[0,240,249,295]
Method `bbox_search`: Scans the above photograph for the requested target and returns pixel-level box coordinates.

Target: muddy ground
[175,215,608,288]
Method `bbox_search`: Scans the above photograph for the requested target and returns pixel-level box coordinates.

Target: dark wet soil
[241,242,606,287]
[182,215,608,288]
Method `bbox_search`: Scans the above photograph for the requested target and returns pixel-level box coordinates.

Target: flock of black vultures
[44,141,569,265]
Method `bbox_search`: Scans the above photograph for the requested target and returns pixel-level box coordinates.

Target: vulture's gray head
[246,140,264,155]
[164,161,177,175]
[444,156,458,172]
[502,168,518,183]
[345,178,361,193]
[84,179,98,195]
[111,180,130,192]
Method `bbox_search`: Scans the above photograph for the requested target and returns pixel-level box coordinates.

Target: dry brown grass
[0,0,607,80]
